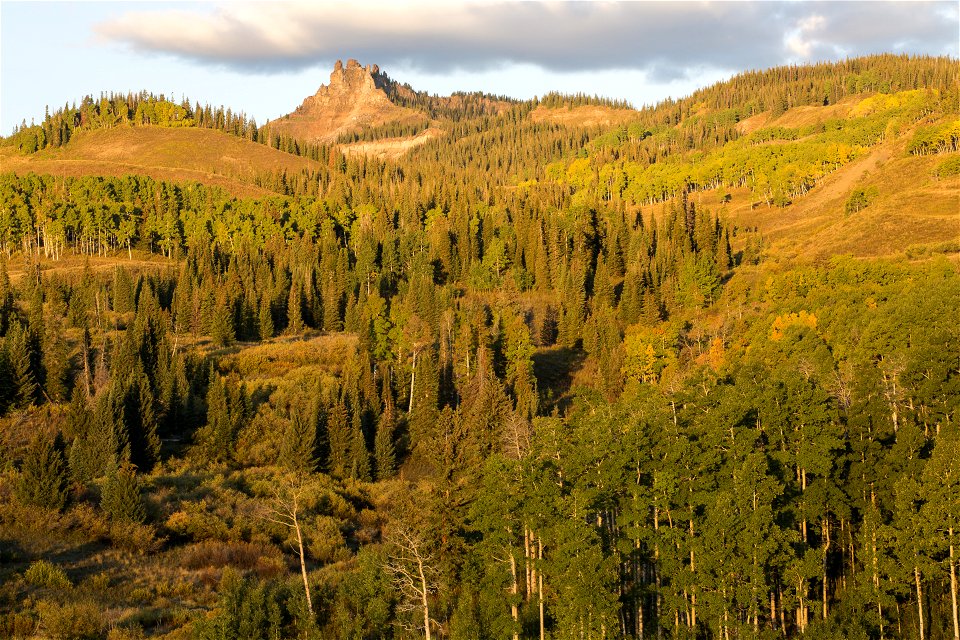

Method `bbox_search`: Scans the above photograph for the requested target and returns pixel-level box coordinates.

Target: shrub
[24,560,72,590]
[844,186,879,214]
[36,599,105,640]
[109,520,162,554]
[0,611,37,639]
[934,154,960,179]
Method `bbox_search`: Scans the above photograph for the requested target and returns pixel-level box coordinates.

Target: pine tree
[349,422,372,481]
[101,461,146,523]
[282,406,318,474]
[211,300,236,347]
[374,404,397,481]
[287,281,304,334]
[6,321,37,410]
[258,294,274,340]
[204,373,239,463]
[0,256,13,335]
[327,398,350,476]
[118,369,161,473]
[41,317,69,402]
[16,433,68,512]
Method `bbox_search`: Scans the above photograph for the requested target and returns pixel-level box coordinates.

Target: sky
[1,0,958,135]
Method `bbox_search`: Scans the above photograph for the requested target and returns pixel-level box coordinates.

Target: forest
[0,53,958,640]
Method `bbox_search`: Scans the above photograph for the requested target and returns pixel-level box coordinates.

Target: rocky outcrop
[268,59,423,143]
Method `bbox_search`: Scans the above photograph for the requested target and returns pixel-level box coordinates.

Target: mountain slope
[266,59,426,143]
[0,125,323,197]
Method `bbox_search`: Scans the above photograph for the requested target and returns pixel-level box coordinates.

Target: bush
[934,154,960,179]
[844,186,879,214]
[109,520,162,554]
[0,611,37,639]
[36,599,105,640]
[25,559,72,590]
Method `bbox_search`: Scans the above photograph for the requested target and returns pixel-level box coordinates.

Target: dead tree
[385,522,438,640]
[262,476,314,616]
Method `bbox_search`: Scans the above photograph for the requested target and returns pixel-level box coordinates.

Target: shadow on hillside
[532,346,586,416]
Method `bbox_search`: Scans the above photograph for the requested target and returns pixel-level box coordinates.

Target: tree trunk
[525,524,532,600]
[822,518,830,620]
[510,545,520,640]
[915,564,924,640]
[654,505,662,640]
[419,552,432,640]
[950,529,959,640]
[408,350,417,413]
[538,536,545,640]
[294,511,314,616]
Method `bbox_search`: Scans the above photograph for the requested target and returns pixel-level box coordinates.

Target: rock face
[268,59,422,143]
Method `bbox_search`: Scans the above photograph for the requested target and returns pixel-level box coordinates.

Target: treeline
[542,83,953,208]
[536,91,634,110]
[336,120,434,144]
[377,67,517,121]
[4,90,334,163]
[637,54,958,128]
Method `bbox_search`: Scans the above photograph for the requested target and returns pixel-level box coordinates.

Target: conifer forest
[0,48,958,640]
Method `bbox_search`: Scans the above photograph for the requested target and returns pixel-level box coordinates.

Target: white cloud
[94,1,958,77]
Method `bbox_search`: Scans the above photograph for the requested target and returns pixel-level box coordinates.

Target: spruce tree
[101,461,146,523]
[258,294,274,340]
[281,406,318,474]
[374,402,397,481]
[211,301,235,347]
[16,433,69,512]
[326,398,350,477]
[204,373,234,462]
[41,317,69,402]
[6,321,38,410]
[349,422,372,481]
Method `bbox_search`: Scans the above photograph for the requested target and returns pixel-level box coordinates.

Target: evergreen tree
[16,433,69,512]
[41,316,70,402]
[327,398,350,476]
[5,322,38,410]
[258,294,274,340]
[374,403,397,481]
[101,461,146,523]
[281,406,318,474]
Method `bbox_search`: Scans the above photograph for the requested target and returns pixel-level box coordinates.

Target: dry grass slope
[694,140,959,261]
[340,127,443,160]
[529,105,638,127]
[0,126,322,197]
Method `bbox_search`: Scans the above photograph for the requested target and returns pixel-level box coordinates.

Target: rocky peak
[274,59,422,142]
[302,59,393,113]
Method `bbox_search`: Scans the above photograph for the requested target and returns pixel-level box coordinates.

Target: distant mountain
[266,59,425,143]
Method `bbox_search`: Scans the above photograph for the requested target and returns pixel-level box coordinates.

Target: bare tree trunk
[418,553,432,640]
[294,509,314,616]
[539,536,545,640]
[654,505,662,640]
[264,483,313,616]
[822,518,830,620]
[510,545,520,640]
[915,565,925,640]
[947,528,960,640]
[408,350,417,413]
[525,524,532,600]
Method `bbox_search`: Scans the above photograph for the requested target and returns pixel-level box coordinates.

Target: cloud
[94,1,959,77]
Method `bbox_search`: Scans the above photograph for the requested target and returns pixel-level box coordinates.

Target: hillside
[0,125,324,197]
[0,54,958,640]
